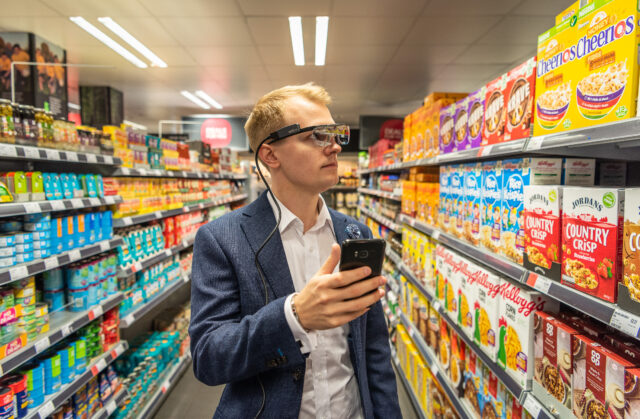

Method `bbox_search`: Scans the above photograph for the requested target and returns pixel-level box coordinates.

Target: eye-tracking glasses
[262,123,350,148]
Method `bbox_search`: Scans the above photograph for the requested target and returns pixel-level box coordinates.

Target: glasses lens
[312,124,350,147]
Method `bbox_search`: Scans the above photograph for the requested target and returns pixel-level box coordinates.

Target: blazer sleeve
[363,227,402,418]
[189,224,306,386]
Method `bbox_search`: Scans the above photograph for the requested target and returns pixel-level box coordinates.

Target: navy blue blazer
[189,192,401,418]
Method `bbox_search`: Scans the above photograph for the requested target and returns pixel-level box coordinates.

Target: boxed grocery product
[473,265,502,361]
[467,87,485,150]
[438,166,450,229]
[500,158,531,264]
[463,344,483,416]
[497,279,560,388]
[572,334,636,419]
[504,390,531,419]
[481,160,503,253]
[414,106,426,161]
[424,92,468,109]
[483,74,508,145]
[562,158,596,186]
[456,257,480,340]
[402,114,411,162]
[449,165,465,238]
[556,0,581,24]
[426,303,440,351]
[449,328,466,395]
[626,369,640,419]
[435,245,455,305]
[602,334,640,365]
[529,157,563,185]
[599,161,627,187]
[562,187,624,302]
[454,97,469,151]
[524,185,563,280]
[439,104,456,155]
[505,57,536,142]
[623,188,640,311]
[445,252,461,322]
[463,162,482,246]
[481,363,505,419]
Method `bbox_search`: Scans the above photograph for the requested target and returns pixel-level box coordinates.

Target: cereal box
[449,165,465,238]
[424,107,437,158]
[562,187,624,302]
[524,185,563,280]
[534,312,580,409]
[457,257,480,340]
[438,316,452,376]
[481,160,503,253]
[625,369,640,419]
[530,157,563,185]
[454,97,470,151]
[473,265,502,361]
[483,74,508,145]
[445,252,461,322]
[505,57,536,142]
[623,188,640,306]
[500,158,531,264]
[562,158,595,186]
[599,161,627,186]
[463,343,484,416]
[467,87,485,150]
[435,245,454,305]
[481,363,505,419]
[424,92,468,109]
[450,328,466,391]
[497,279,560,389]
[463,162,482,246]
[556,0,581,24]
[572,334,636,419]
[439,104,456,155]
[415,106,426,160]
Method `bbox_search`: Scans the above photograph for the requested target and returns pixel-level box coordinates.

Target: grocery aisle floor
[154,362,419,419]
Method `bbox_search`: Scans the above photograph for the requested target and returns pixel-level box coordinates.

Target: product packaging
[483,74,508,145]
[500,158,531,264]
[562,158,596,186]
[454,97,469,151]
[439,104,456,155]
[463,162,482,246]
[505,57,536,142]
[467,87,485,149]
[621,188,640,314]
[524,185,563,280]
[481,160,503,253]
[473,265,502,361]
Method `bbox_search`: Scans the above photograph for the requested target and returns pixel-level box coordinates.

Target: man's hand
[294,243,386,331]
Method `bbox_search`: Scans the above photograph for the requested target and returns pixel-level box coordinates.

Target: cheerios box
[497,279,559,389]
[483,74,508,145]
[561,187,624,303]
[524,185,564,281]
[500,159,531,265]
[481,160,503,253]
[449,165,465,238]
[454,97,470,151]
[463,162,482,246]
[473,265,502,361]
[456,257,480,340]
[505,57,536,142]
[467,87,485,149]
[439,104,456,155]
[622,188,640,311]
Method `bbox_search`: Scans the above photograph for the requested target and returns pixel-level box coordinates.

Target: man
[190,83,401,418]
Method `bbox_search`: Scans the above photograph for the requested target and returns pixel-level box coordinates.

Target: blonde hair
[245,82,332,152]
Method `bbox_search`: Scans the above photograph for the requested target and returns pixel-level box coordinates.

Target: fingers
[339,276,386,300]
[335,287,385,314]
[317,243,341,275]
[328,266,371,288]
[333,307,371,327]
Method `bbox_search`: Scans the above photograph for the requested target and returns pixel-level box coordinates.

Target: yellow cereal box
[414,107,425,160]
[403,113,411,162]
[424,92,468,109]
[556,0,584,24]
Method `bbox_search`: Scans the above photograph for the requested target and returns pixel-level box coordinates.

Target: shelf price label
[61,324,72,338]
[86,154,97,163]
[50,200,65,211]
[24,202,40,214]
[89,305,104,320]
[23,147,40,159]
[0,144,17,157]
[66,151,79,162]
[91,358,107,376]
[44,257,59,270]
[106,400,117,415]
[477,145,494,157]
[70,199,83,209]
[35,337,50,354]
[44,149,59,160]
[525,273,552,294]
[431,230,441,241]
[69,249,82,261]
[100,241,111,252]
[527,136,544,151]
[38,401,55,419]
[522,394,543,418]
[610,308,640,337]
[430,363,439,377]
[123,314,135,327]
[9,266,28,281]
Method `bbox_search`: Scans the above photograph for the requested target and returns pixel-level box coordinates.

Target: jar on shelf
[0,99,15,144]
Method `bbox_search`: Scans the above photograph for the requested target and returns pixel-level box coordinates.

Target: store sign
[200,118,232,147]
[379,119,403,140]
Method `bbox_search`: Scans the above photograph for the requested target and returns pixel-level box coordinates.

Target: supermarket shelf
[390,351,428,419]
[385,246,402,267]
[0,236,124,285]
[120,275,191,328]
[112,167,247,180]
[358,163,405,175]
[0,196,122,219]
[90,388,130,419]
[0,143,120,165]
[26,341,129,419]
[112,193,248,227]
[359,206,401,232]
[358,188,402,201]
[138,353,192,419]
[117,237,194,278]
[328,185,359,191]
[0,292,124,376]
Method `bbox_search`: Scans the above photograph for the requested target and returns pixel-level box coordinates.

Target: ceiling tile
[324,65,382,85]
[45,0,151,17]
[511,0,576,16]
[139,0,241,17]
[422,0,519,16]
[3,1,60,17]
[266,66,325,86]
[404,16,501,45]
[328,17,414,46]
[101,17,180,47]
[476,16,552,44]
[157,17,253,46]
[147,46,198,66]
[452,44,534,65]
[188,46,262,67]
[237,0,332,16]
[427,78,484,93]
[436,64,506,81]
[247,17,316,47]
[255,45,295,66]
[332,0,426,17]
[325,45,397,66]
[391,44,468,66]
[374,66,432,102]
[0,17,97,48]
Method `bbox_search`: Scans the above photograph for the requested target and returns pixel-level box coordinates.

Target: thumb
[318,243,341,275]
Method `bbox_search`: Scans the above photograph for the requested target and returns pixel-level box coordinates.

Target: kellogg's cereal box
[467,87,485,149]
[456,257,480,340]
[483,74,508,145]
[530,157,563,184]
[599,161,627,186]
[439,104,456,155]
[435,245,454,305]
[623,188,640,306]
[563,158,596,186]
[562,187,624,303]
[473,265,502,361]
[449,165,465,238]
[498,279,559,388]
[445,252,461,322]
[463,162,483,246]
[439,165,450,229]
[501,158,531,264]
[505,57,536,142]
[454,97,470,151]
[481,160,503,253]
[524,185,563,280]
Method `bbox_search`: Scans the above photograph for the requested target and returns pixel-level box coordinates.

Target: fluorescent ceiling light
[69,17,147,68]
[123,120,148,130]
[181,91,211,109]
[98,17,167,68]
[315,17,329,66]
[288,16,305,66]
[195,91,223,110]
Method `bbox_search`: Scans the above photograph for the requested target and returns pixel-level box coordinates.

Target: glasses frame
[262,123,350,147]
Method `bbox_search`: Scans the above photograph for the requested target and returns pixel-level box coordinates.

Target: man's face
[272,96,341,193]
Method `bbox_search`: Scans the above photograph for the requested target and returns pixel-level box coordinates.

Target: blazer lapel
[240,192,295,300]
[329,209,349,245]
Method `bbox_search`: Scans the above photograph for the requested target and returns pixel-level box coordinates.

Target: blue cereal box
[500,158,530,264]
[449,165,465,238]
[481,161,503,253]
[463,162,483,246]
[439,166,451,229]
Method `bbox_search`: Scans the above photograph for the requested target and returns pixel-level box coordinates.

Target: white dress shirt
[267,193,363,419]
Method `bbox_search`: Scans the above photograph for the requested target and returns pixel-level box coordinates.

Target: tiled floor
[153,363,419,419]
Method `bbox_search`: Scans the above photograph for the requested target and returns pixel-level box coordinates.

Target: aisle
[154,362,419,418]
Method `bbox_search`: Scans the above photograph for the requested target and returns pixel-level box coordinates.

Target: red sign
[200,118,232,148]
[379,119,403,141]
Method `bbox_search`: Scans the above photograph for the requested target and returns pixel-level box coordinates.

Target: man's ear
[258,144,280,170]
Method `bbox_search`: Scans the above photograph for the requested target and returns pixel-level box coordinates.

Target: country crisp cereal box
[454,97,470,151]
[481,160,503,253]
[505,57,537,142]
[623,188,640,306]
[524,185,564,281]
[473,265,502,361]
[534,17,576,136]
[449,165,465,238]
[500,158,531,264]
[457,257,480,340]
[467,87,485,149]
[439,104,456,155]
[463,162,483,246]
[562,187,624,303]
[498,279,559,389]
[439,165,451,229]
[483,74,508,145]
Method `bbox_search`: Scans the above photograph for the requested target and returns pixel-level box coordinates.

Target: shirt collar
[266,192,334,236]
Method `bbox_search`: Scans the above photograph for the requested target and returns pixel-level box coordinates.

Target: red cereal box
[505,57,536,142]
[562,187,624,303]
[524,185,563,281]
[482,74,507,145]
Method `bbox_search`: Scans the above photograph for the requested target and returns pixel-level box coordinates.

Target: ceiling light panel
[315,16,329,66]
[69,17,148,68]
[288,16,305,66]
[181,91,211,109]
[98,17,168,68]
[195,91,223,109]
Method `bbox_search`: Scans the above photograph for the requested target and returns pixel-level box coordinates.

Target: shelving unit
[359,206,401,232]
[390,349,428,419]
[0,143,120,165]
[137,353,192,419]
[90,388,130,419]
[358,188,401,201]
[112,167,247,180]
[117,237,194,278]
[0,196,122,218]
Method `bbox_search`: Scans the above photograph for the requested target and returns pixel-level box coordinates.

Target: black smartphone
[339,239,386,279]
